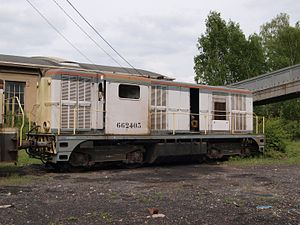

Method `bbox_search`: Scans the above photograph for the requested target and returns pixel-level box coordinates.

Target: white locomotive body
[25,68,264,167]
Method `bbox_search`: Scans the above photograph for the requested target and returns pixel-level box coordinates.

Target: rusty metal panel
[0,128,18,162]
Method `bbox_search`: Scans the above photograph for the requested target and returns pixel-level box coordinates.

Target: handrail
[15,96,25,146]
[150,110,265,135]
[3,96,25,146]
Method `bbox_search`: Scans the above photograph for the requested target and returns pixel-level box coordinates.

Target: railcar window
[119,84,140,99]
[214,102,226,120]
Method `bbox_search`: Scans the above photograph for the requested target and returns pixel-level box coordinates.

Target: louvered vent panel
[61,79,69,101]
[162,109,166,129]
[85,106,91,128]
[69,105,75,129]
[150,86,167,130]
[78,106,85,129]
[85,81,91,101]
[162,87,166,106]
[70,80,77,101]
[60,75,92,131]
[77,106,91,129]
[151,109,155,130]
[151,87,156,106]
[157,88,162,106]
[232,113,246,131]
[61,105,69,129]
[78,80,85,101]
[231,95,235,110]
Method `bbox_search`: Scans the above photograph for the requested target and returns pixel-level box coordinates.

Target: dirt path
[0,163,299,225]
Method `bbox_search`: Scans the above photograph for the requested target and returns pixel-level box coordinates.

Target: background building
[0,54,167,116]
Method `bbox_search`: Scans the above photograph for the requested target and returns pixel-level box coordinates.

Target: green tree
[260,13,300,70]
[258,13,300,122]
[247,34,267,78]
[194,11,265,85]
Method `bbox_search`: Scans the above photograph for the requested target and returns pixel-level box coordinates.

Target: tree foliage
[257,13,300,140]
[265,118,290,152]
[260,13,300,70]
[194,11,266,85]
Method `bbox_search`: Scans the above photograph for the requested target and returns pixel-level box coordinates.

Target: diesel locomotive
[9,66,264,168]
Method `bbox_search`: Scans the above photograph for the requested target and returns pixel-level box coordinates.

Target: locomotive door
[96,81,105,129]
[190,88,199,131]
[105,82,149,135]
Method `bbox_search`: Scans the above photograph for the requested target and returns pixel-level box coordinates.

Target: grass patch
[227,141,300,166]
[99,212,111,221]
[0,174,37,186]
[0,150,41,169]
[0,150,43,186]
[67,216,78,222]
[17,150,42,166]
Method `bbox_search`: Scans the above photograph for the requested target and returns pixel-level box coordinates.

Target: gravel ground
[0,163,299,225]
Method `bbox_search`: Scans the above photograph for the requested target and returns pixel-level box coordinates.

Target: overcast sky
[1,0,299,82]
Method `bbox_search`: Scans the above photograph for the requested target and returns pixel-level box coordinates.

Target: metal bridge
[232,64,300,105]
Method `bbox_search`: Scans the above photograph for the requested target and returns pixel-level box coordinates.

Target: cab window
[119,84,140,99]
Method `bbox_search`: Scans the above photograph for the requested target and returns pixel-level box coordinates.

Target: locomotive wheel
[69,152,90,167]
[124,150,144,168]
[128,151,143,163]
[207,148,224,159]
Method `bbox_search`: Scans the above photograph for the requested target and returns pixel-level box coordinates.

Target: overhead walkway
[232,64,300,105]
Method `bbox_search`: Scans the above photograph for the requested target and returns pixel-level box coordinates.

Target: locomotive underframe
[26,133,265,167]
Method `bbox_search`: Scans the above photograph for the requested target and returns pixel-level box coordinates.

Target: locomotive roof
[46,69,252,95]
[0,53,172,80]
[0,53,251,95]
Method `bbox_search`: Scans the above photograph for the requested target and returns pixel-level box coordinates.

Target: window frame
[4,80,26,113]
[118,84,141,100]
[213,101,227,121]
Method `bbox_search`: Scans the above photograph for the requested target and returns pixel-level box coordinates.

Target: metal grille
[70,79,77,101]
[232,112,246,131]
[162,87,166,106]
[151,88,155,106]
[60,76,91,130]
[77,105,91,129]
[61,79,69,101]
[231,94,246,111]
[151,86,167,130]
[231,94,247,131]
[61,105,69,129]
[157,88,162,106]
